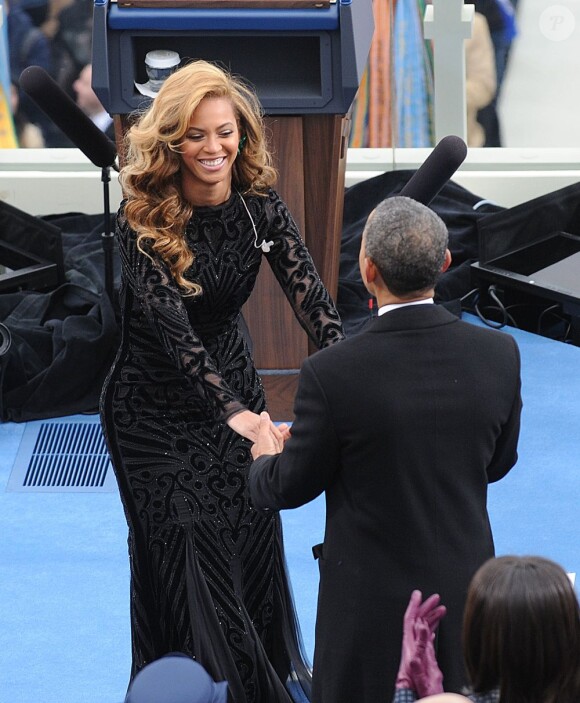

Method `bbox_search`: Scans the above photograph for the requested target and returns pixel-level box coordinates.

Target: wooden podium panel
[242,116,307,373]
[243,113,348,418]
[303,114,349,349]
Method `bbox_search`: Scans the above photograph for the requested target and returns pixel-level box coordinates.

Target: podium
[92,0,373,418]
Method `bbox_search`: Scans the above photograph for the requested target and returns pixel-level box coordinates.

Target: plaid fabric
[471,689,501,703]
[393,687,501,703]
[393,688,418,703]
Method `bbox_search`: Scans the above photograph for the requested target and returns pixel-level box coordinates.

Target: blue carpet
[0,314,578,703]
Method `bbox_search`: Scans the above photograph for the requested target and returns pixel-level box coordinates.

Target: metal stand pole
[101,166,114,301]
[0,322,12,422]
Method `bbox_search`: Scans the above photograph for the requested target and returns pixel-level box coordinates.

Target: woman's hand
[250,412,288,459]
[228,411,289,455]
[227,410,262,442]
[396,590,446,696]
[409,620,445,698]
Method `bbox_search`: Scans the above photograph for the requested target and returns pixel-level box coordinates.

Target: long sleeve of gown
[116,209,245,423]
[262,191,345,350]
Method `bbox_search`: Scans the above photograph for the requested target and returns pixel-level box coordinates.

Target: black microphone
[399,135,467,206]
[19,66,117,169]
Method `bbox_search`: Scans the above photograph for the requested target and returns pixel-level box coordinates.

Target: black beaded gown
[100,188,344,702]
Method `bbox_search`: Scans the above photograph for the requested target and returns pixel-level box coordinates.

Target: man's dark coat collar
[366,303,460,333]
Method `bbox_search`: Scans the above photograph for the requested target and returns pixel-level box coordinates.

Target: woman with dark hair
[394,556,580,703]
[100,59,344,702]
[462,555,580,703]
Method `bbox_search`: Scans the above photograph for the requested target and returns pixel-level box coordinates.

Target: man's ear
[441,249,452,273]
[364,257,378,284]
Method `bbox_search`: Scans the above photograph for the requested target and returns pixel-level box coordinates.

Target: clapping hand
[395,590,446,698]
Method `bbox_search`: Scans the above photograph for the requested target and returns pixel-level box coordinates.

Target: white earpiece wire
[237,191,274,253]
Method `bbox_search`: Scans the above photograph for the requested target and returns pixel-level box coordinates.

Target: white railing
[346,147,580,208]
[1,147,580,216]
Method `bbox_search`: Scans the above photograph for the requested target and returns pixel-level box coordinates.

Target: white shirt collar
[378,298,434,316]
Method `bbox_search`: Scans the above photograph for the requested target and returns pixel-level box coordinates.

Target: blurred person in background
[10,77,44,147]
[73,63,115,142]
[465,11,497,147]
[5,0,72,145]
[473,0,517,146]
[50,0,93,97]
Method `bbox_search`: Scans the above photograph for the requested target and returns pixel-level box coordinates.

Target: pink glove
[409,620,445,697]
[395,590,446,695]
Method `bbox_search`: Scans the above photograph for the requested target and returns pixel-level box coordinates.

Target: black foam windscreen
[399,135,467,206]
[19,66,117,169]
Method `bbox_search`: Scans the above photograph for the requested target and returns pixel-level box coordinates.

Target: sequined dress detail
[100,189,344,702]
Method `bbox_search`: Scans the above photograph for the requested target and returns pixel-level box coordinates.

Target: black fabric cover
[476,181,580,262]
[0,200,65,290]
[0,212,120,422]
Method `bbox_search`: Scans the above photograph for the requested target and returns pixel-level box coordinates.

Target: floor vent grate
[7,416,116,493]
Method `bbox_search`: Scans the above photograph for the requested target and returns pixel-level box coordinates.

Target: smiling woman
[99,59,345,703]
[178,96,240,204]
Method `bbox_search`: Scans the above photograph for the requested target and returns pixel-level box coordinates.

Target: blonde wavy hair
[120,60,277,295]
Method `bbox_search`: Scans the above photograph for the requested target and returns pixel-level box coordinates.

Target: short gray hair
[364,196,449,297]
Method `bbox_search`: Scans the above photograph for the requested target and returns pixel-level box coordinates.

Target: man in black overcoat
[249,196,522,702]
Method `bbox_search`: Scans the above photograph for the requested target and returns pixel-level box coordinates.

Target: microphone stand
[101,165,114,302]
[0,322,12,422]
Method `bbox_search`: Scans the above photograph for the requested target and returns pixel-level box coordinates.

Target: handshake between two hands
[226,410,290,459]
[396,590,447,698]
[250,411,291,459]
[247,411,290,459]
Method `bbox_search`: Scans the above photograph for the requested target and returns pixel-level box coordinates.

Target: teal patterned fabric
[393,0,434,147]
